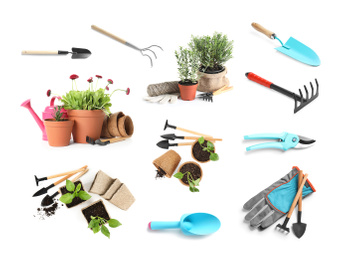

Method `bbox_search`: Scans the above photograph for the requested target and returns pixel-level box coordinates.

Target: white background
[1,0,343,259]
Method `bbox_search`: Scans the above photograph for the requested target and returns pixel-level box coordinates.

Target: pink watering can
[21,96,68,141]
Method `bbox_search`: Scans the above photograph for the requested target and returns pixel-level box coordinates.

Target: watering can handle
[91,25,127,44]
[252,23,275,39]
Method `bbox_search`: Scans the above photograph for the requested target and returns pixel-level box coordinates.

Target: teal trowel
[252,23,320,66]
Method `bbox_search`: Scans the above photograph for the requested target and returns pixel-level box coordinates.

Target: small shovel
[161,134,222,142]
[22,47,91,59]
[292,170,307,238]
[156,140,194,149]
[149,213,221,236]
[251,23,320,66]
[164,120,212,137]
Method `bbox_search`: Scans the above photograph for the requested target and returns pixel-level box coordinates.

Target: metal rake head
[86,136,110,146]
[293,79,319,113]
[197,92,213,102]
[139,45,163,67]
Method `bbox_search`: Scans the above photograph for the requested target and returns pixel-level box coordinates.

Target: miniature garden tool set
[22,47,92,59]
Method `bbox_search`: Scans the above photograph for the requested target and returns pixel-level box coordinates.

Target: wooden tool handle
[213,86,233,96]
[286,174,308,218]
[184,136,222,142]
[101,136,130,143]
[22,50,59,55]
[176,127,213,138]
[47,165,88,179]
[53,172,78,186]
[91,25,126,44]
[177,142,195,146]
[298,170,303,211]
[251,23,275,39]
[71,168,89,182]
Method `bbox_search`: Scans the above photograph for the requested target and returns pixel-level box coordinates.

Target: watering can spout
[21,99,46,140]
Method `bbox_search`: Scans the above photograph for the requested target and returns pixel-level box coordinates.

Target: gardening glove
[143,94,179,104]
[243,167,315,230]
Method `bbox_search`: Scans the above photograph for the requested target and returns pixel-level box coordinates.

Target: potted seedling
[59,180,91,208]
[44,105,74,147]
[82,200,121,238]
[175,46,200,101]
[192,137,219,163]
[174,161,203,192]
[61,74,130,143]
[189,32,233,92]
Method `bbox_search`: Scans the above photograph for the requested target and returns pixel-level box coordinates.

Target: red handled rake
[246,72,319,113]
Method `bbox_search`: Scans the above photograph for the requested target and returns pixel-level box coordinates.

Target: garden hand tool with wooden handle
[245,72,319,113]
[35,165,88,186]
[161,134,222,142]
[22,47,91,59]
[91,25,163,67]
[164,120,213,138]
[198,85,233,102]
[276,173,308,233]
[292,170,307,238]
[41,168,89,206]
[243,167,315,230]
[156,140,195,149]
[251,22,320,66]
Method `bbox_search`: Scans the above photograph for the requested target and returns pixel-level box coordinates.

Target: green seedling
[52,106,66,121]
[198,136,219,161]
[174,171,201,193]
[88,216,122,238]
[59,180,91,204]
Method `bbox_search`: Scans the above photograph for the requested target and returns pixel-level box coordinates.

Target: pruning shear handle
[244,132,299,151]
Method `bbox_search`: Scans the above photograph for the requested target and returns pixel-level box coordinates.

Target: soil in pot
[82,200,110,224]
[200,65,225,74]
[179,163,202,186]
[178,81,198,101]
[192,140,213,162]
[60,181,86,208]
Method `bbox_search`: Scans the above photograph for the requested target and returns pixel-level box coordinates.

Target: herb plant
[61,74,130,116]
[88,216,122,238]
[198,137,219,161]
[52,106,66,121]
[175,46,200,84]
[190,32,233,72]
[59,180,91,204]
[174,171,200,192]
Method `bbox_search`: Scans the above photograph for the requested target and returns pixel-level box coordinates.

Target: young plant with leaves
[190,32,233,72]
[198,137,219,161]
[59,180,91,204]
[88,216,122,238]
[52,106,66,121]
[175,46,200,84]
[174,171,201,192]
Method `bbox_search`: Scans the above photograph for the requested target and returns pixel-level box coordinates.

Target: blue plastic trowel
[252,23,320,66]
[149,213,221,236]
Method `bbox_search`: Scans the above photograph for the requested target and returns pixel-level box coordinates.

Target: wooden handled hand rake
[246,72,319,113]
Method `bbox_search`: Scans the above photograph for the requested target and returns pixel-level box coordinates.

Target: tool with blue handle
[244,132,315,151]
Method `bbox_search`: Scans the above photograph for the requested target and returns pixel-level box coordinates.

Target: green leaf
[202,148,208,151]
[66,180,75,192]
[108,219,122,228]
[193,178,200,186]
[190,186,199,192]
[207,141,214,151]
[75,183,81,193]
[78,190,92,201]
[189,181,195,188]
[198,136,205,145]
[174,172,184,179]
[88,219,97,229]
[101,225,110,238]
[92,225,101,234]
[59,193,73,204]
[210,153,219,161]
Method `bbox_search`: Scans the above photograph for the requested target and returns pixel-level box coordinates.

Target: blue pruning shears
[244,132,315,151]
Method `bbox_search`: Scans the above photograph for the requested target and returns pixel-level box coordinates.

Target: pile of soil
[155,167,167,179]
[179,163,202,185]
[34,199,62,220]
[192,141,211,162]
[60,181,85,208]
[82,201,110,224]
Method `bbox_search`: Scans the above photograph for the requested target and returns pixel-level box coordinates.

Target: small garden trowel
[251,23,320,66]
[22,47,91,59]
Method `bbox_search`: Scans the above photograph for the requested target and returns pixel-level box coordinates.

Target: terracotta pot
[197,66,229,93]
[67,110,105,143]
[177,161,203,187]
[178,82,198,101]
[44,119,74,147]
[191,139,215,163]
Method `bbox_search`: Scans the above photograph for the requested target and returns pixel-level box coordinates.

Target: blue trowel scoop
[252,23,320,66]
[149,213,221,236]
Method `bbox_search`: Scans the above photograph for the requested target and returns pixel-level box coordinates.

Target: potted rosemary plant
[175,47,200,101]
[61,74,130,143]
[189,32,234,92]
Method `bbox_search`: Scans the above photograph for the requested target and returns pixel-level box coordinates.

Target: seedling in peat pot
[198,137,219,161]
[174,171,201,192]
[88,216,122,238]
[59,180,91,204]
